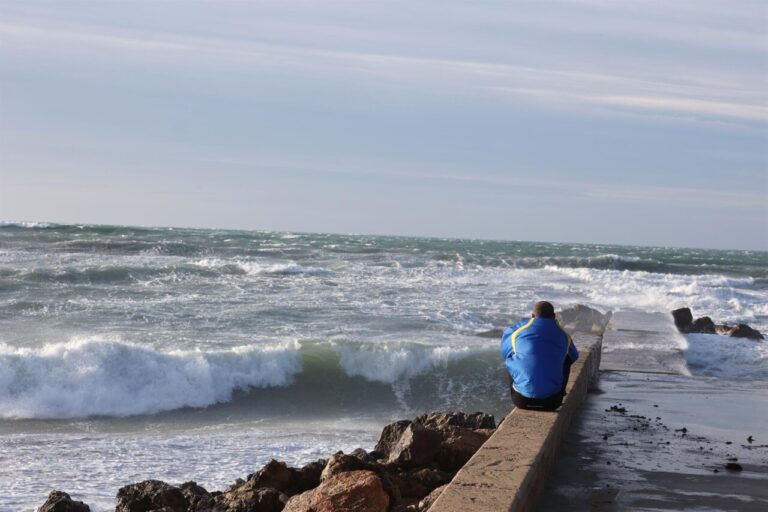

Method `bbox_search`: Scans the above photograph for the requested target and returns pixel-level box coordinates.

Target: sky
[0,0,766,250]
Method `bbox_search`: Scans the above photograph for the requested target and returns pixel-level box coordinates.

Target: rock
[321,453,401,506]
[557,305,612,335]
[115,480,187,512]
[179,482,214,511]
[321,453,370,481]
[725,462,743,471]
[436,427,492,472]
[282,470,389,512]
[214,486,285,512]
[237,458,325,498]
[246,459,294,492]
[689,316,716,334]
[414,411,495,431]
[374,420,412,456]
[672,308,693,332]
[386,423,441,468]
[418,484,447,511]
[727,324,764,340]
[393,468,451,499]
[37,491,90,512]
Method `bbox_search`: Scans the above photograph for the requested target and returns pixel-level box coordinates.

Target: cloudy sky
[1,0,766,249]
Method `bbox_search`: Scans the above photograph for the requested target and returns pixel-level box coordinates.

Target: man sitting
[500,301,579,411]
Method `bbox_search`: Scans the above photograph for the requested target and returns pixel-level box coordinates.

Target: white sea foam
[191,258,330,276]
[541,265,764,329]
[0,338,302,419]
[685,333,768,381]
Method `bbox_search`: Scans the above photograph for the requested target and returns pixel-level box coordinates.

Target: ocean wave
[191,258,331,276]
[0,338,496,420]
[0,220,57,229]
[0,338,302,419]
[333,342,482,384]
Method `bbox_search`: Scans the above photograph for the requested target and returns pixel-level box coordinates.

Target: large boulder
[282,470,389,512]
[374,420,411,456]
[115,480,187,512]
[376,412,495,471]
[386,423,441,468]
[728,324,764,340]
[37,491,90,512]
[671,308,693,332]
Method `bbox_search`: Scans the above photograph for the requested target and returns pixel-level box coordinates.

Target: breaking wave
[0,338,496,420]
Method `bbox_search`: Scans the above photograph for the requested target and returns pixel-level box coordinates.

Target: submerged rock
[283,470,389,512]
[115,480,187,512]
[37,491,90,512]
[690,316,716,334]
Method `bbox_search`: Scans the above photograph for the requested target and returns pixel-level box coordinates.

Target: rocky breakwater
[672,307,764,340]
[37,412,496,512]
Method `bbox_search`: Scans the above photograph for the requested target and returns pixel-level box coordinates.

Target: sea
[1,222,766,511]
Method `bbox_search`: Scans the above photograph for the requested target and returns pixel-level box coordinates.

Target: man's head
[532,301,556,319]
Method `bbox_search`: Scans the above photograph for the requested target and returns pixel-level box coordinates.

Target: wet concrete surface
[538,371,768,511]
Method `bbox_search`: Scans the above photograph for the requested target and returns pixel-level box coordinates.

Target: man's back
[501,316,578,400]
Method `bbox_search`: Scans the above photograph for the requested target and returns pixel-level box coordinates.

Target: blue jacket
[500,317,579,399]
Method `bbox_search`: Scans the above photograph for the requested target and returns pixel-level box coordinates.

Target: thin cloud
[1,19,765,124]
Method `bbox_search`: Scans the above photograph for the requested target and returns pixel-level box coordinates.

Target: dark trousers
[507,358,572,411]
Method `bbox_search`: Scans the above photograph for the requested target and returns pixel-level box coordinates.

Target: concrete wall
[428,340,602,512]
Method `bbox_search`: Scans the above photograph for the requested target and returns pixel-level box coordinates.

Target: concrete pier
[428,335,602,512]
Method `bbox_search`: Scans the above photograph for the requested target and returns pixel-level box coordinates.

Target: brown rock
[214,486,285,512]
[436,427,492,472]
[321,453,401,506]
[414,412,495,431]
[321,453,370,481]
[179,482,214,511]
[115,480,187,512]
[728,324,764,340]
[282,470,389,512]
[246,459,294,492]
[386,423,440,468]
[37,491,90,512]
[375,420,412,457]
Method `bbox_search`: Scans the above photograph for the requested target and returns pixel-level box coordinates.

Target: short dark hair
[532,301,555,318]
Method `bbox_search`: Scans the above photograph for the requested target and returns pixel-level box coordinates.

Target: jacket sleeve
[567,339,579,362]
[500,320,526,359]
